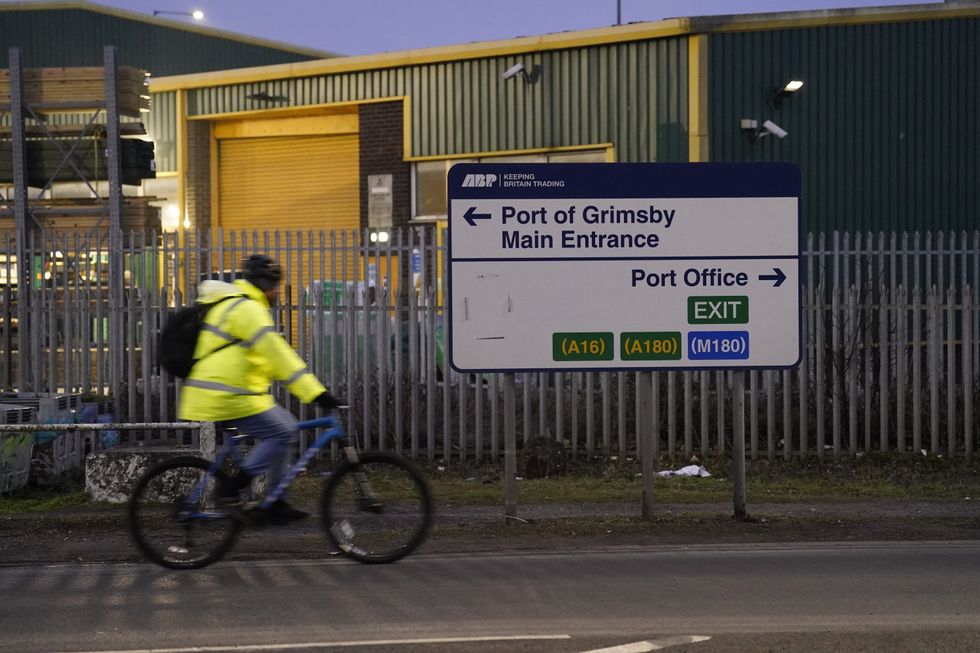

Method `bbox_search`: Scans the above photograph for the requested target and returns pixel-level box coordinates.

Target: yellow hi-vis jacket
[177,279,326,421]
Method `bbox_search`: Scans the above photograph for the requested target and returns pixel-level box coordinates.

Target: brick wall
[184,120,211,231]
[358,101,410,231]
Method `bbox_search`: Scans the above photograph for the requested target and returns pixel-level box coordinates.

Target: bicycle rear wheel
[128,456,242,569]
[321,451,433,564]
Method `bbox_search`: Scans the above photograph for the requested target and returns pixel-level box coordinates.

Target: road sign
[448,162,801,372]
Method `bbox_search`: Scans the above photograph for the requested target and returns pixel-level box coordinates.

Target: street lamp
[153,9,204,20]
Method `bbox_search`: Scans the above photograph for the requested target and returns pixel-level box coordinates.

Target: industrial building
[137,2,978,238]
[2,1,977,238]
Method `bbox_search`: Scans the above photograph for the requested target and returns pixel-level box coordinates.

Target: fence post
[198,421,216,461]
[896,284,907,453]
[816,283,826,457]
[948,287,957,456]
[749,370,759,460]
[912,285,922,454]
[684,371,693,458]
[832,285,841,458]
[879,282,889,453]
[847,285,858,455]
[766,370,775,461]
[929,288,940,453]
[965,288,974,460]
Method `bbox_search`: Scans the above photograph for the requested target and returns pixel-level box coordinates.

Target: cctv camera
[762,120,788,139]
[502,63,526,80]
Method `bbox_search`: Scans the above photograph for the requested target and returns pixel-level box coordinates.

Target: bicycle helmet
[242,254,282,291]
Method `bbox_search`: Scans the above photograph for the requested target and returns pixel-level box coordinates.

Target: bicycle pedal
[218,498,256,524]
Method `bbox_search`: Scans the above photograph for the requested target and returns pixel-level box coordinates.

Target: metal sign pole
[733,369,747,518]
[503,372,517,520]
[639,371,655,519]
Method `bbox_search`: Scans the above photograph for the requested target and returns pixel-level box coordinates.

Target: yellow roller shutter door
[218,133,359,233]
[218,133,360,313]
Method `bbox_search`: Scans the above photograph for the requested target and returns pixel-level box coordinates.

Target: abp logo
[461,174,498,188]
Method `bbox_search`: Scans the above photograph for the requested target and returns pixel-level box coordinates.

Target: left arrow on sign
[463,206,492,226]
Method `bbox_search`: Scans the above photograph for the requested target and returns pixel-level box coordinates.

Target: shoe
[249,499,310,525]
[216,472,252,504]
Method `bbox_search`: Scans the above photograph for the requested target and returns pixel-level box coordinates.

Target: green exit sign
[688,296,749,324]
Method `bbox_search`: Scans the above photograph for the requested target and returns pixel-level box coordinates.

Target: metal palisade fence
[0,228,977,461]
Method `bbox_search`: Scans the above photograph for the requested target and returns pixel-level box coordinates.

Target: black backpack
[157,295,244,379]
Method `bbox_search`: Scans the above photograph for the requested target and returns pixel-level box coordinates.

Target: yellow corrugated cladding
[212,113,358,139]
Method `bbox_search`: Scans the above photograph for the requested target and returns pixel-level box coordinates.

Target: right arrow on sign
[759,267,786,287]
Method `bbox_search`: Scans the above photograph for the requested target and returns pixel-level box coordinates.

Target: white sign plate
[448,163,802,372]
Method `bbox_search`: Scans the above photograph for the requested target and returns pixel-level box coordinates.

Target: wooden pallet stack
[0,63,155,188]
[0,137,155,186]
[0,61,160,237]
[0,66,150,117]
[0,197,162,235]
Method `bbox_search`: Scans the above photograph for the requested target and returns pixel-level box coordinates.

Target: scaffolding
[0,46,147,396]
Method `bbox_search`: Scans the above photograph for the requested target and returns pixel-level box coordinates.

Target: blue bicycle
[127,412,433,569]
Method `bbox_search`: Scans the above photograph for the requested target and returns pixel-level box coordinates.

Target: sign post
[448,162,802,519]
[733,370,747,518]
[638,371,655,518]
[503,373,517,519]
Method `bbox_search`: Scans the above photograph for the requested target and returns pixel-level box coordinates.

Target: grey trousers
[224,405,298,492]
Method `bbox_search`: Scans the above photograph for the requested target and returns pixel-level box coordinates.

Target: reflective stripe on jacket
[177,279,326,421]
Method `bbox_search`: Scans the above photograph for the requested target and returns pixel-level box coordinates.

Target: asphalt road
[5,541,980,653]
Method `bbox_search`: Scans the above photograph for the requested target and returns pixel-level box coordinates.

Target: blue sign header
[448,162,802,201]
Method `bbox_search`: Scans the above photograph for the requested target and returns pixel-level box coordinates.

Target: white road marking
[580,635,712,653]
[49,634,572,653]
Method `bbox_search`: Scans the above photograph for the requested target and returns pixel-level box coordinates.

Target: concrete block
[85,447,202,504]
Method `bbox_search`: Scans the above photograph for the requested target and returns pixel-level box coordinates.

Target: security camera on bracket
[502,62,530,82]
[740,118,788,141]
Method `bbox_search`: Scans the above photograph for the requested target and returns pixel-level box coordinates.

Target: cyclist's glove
[314,392,343,412]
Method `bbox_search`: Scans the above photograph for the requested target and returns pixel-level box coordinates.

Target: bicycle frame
[259,415,356,509]
[188,414,356,516]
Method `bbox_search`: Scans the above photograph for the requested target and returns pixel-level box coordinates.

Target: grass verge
[4,452,980,514]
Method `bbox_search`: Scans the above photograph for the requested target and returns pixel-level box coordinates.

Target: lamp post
[152,9,204,20]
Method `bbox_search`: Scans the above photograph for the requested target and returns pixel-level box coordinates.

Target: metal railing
[0,421,214,494]
[0,227,976,461]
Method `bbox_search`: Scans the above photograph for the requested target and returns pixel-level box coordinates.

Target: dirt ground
[3,498,980,566]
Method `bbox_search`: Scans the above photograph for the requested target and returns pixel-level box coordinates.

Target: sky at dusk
[43,0,942,56]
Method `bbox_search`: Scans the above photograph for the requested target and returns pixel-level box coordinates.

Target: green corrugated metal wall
[183,38,689,162]
[0,9,323,77]
[145,91,176,172]
[708,17,980,235]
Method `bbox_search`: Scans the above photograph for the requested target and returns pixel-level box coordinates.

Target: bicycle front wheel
[321,451,433,564]
[128,456,242,570]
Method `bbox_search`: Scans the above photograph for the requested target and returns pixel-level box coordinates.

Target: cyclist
[177,254,341,524]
